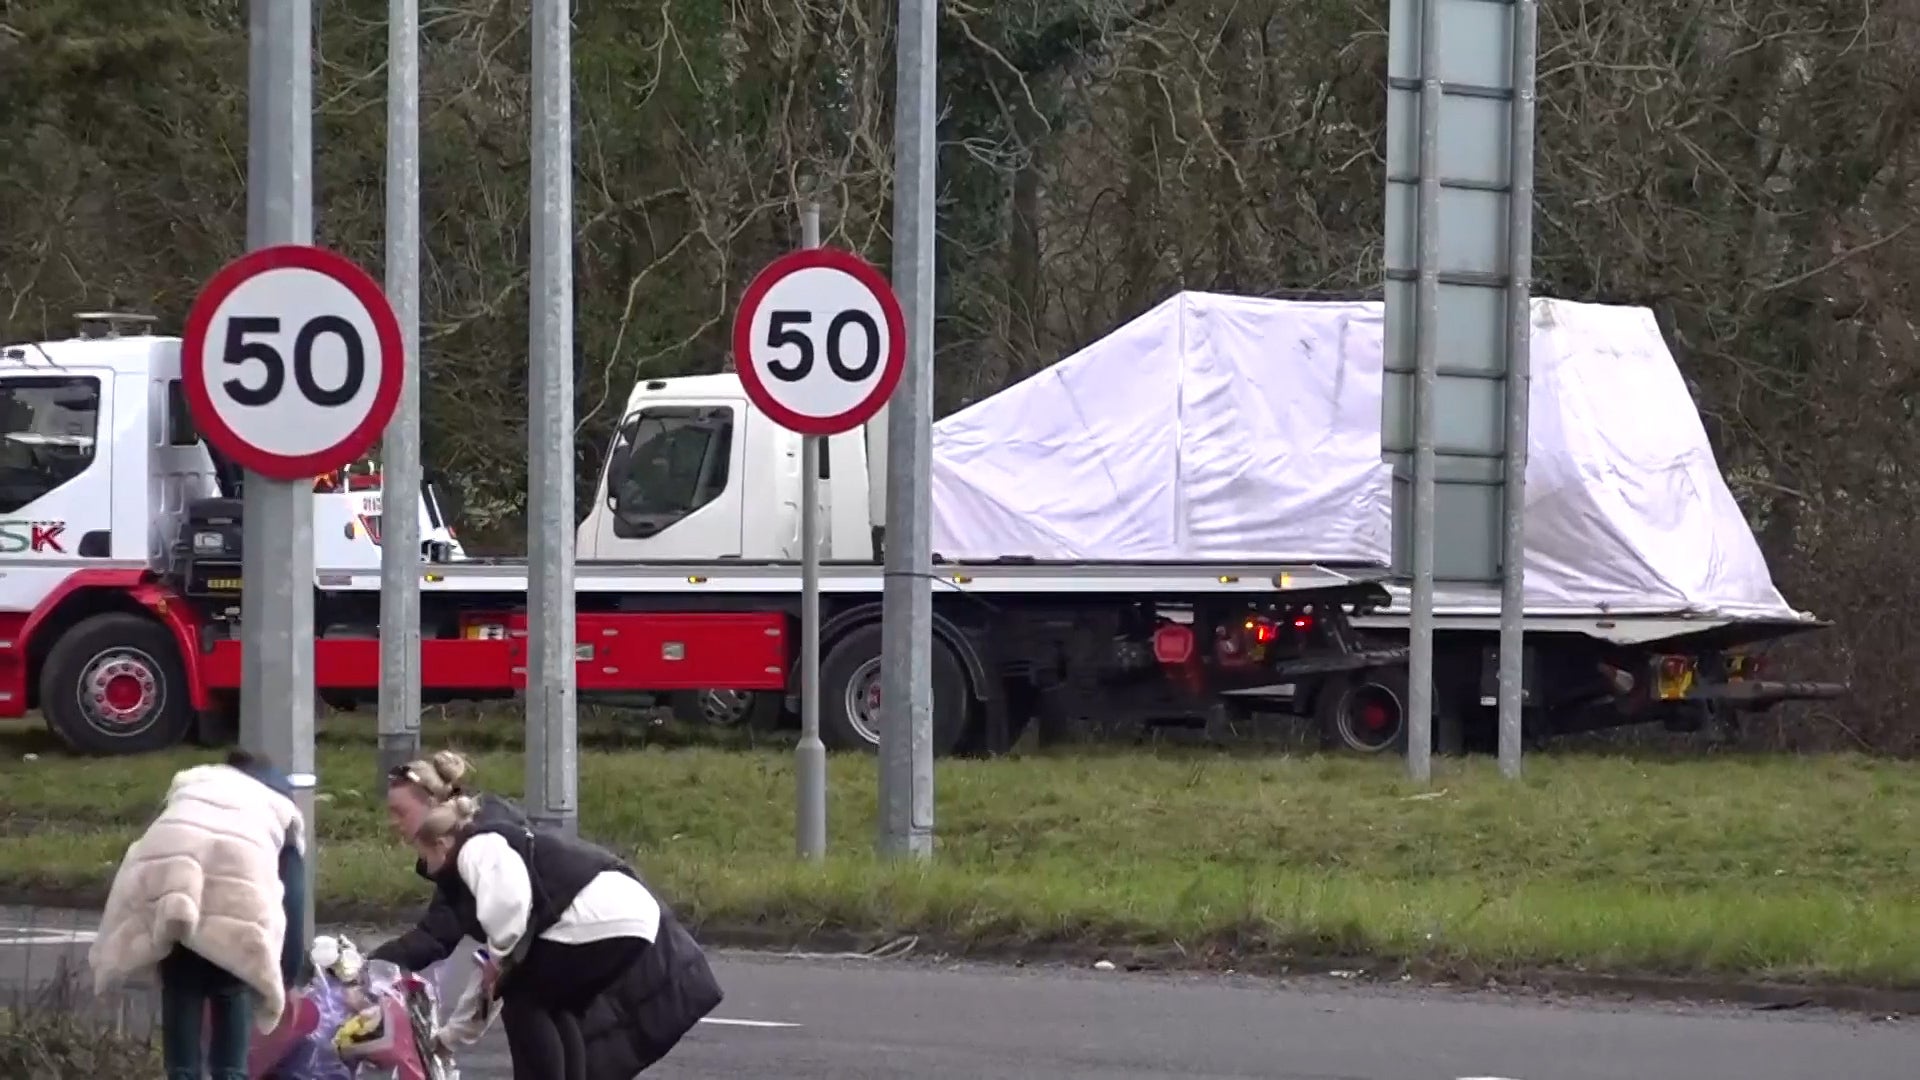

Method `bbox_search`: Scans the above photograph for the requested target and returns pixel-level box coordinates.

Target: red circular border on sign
[180,244,405,481]
[731,247,907,436]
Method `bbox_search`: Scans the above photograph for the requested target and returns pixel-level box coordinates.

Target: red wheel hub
[1360,699,1392,730]
[1337,681,1405,753]
[103,674,144,713]
[83,652,160,728]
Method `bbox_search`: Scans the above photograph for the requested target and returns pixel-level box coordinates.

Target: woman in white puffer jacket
[90,749,309,1080]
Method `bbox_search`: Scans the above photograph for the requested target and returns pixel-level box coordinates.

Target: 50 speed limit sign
[732,248,906,435]
[181,245,404,480]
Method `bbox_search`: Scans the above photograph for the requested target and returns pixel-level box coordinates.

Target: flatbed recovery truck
[585,366,1847,755]
[0,319,1392,755]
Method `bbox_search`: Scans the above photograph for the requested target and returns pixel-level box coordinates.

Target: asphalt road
[0,907,1912,1078]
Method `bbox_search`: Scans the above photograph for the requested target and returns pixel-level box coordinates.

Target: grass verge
[2,714,1917,990]
[0,970,158,1077]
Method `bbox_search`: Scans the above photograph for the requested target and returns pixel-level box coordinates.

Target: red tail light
[1292,615,1313,630]
[1153,623,1195,664]
[1241,617,1278,644]
[1660,656,1689,677]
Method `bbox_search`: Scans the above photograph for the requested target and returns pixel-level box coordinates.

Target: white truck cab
[0,315,458,610]
[577,373,879,562]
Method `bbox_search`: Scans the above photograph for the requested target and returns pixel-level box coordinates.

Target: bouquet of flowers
[242,935,362,1080]
[247,933,467,1080]
[332,959,453,1080]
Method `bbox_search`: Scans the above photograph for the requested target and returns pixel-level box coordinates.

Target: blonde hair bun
[399,750,474,802]
[427,750,472,791]
[417,793,481,841]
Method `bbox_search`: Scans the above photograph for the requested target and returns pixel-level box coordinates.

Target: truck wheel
[820,623,969,755]
[40,612,195,756]
[671,689,784,731]
[1314,666,1461,756]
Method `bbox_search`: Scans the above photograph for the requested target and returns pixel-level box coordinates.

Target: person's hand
[478,954,501,999]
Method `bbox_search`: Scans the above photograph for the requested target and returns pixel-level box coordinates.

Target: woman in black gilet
[407,789,722,1080]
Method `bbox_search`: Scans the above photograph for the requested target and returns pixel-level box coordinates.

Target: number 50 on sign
[181,245,404,481]
[732,248,906,437]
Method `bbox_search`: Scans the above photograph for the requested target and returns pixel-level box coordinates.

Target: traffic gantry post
[180,243,405,928]
[732,243,906,860]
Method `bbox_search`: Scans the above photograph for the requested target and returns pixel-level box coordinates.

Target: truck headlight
[192,531,226,554]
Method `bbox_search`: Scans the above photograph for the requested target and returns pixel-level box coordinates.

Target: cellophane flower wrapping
[246,970,355,1080]
[248,934,464,1080]
[333,959,456,1080]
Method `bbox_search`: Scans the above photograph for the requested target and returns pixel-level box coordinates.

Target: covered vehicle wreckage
[929,292,1844,751]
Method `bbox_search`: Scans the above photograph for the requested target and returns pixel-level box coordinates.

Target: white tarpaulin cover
[929,291,1803,619]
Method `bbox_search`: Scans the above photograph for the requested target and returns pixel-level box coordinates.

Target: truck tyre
[1314,666,1462,756]
[40,612,195,756]
[819,623,969,756]
[670,689,784,731]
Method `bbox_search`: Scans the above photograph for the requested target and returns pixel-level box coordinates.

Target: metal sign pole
[526,0,579,834]
[243,0,317,941]
[796,203,827,860]
[879,0,938,860]
[1385,0,1533,781]
[732,240,904,856]
[377,0,423,783]
[1406,0,1442,786]
[1497,0,1540,780]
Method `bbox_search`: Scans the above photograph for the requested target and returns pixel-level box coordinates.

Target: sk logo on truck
[0,520,67,554]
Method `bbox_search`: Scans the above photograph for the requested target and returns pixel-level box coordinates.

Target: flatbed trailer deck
[1350,582,1829,643]
[0,551,1393,755]
[308,558,1386,595]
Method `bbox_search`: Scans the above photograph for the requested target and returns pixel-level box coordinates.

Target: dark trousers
[501,936,650,1080]
[158,945,254,1080]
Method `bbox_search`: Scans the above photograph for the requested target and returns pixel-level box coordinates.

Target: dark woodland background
[3,0,1915,750]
